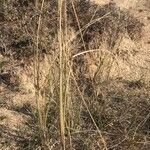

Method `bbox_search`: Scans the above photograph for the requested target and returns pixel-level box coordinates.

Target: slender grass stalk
[34,0,49,149]
[70,0,86,51]
[71,70,108,150]
[58,0,66,149]
[66,12,110,47]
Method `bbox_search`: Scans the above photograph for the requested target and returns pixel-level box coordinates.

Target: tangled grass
[0,0,149,150]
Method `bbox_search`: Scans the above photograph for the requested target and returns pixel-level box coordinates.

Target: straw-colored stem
[71,70,108,150]
[58,0,66,149]
[34,0,49,149]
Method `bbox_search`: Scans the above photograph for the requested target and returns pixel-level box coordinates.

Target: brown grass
[0,0,150,150]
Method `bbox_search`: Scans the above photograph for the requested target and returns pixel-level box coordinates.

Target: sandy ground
[0,0,149,149]
[89,0,150,81]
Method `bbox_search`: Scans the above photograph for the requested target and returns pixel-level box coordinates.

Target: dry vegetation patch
[0,0,150,149]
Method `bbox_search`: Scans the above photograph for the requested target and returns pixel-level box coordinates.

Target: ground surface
[0,0,150,149]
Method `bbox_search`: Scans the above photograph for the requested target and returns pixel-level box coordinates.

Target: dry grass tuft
[0,0,150,150]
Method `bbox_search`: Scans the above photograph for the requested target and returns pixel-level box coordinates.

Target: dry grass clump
[0,0,58,60]
[68,1,144,95]
[0,1,143,60]
[68,1,143,49]
[74,79,150,149]
[0,0,150,150]
[22,79,150,149]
